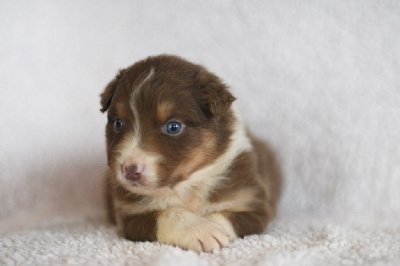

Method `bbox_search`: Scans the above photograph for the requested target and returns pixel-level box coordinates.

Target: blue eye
[164,121,182,135]
[114,119,123,131]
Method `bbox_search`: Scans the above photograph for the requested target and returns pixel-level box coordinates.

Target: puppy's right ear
[100,70,125,113]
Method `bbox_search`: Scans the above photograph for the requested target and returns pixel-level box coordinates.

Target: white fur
[156,208,230,252]
[203,187,257,215]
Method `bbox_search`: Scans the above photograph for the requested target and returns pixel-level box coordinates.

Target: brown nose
[122,164,142,181]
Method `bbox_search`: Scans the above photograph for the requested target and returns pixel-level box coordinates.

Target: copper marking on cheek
[172,132,217,182]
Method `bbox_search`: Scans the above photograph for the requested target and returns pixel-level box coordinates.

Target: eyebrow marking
[157,101,174,123]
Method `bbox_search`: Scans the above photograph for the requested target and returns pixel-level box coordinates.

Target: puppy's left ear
[197,70,236,117]
[100,69,125,113]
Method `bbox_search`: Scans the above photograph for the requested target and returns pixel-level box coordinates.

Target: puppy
[100,55,281,252]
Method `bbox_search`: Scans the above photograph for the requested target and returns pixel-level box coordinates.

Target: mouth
[122,177,141,187]
[116,171,171,196]
[119,173,144,187]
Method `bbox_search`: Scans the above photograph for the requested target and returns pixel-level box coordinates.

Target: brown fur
[100,54,281,252]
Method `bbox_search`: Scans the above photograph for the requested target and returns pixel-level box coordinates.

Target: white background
[1,0,399,228]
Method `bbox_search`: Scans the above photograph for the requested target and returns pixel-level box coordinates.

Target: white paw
[186,219,230,252]
[157,209,231,252]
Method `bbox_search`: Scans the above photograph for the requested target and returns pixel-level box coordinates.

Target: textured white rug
[1,0,400,265]
[1,216,399,265]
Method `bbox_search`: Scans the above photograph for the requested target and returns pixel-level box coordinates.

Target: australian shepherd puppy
[100,55,281,252]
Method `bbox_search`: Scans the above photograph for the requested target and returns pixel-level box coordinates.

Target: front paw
[189,219,230,252]
[156,209,230,252]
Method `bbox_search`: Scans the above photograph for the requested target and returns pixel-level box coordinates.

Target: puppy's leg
[225,210,271,237]
[117,212,158,242]
[207,207,273,239]
[207,211,269,241]
[156,208,231,252]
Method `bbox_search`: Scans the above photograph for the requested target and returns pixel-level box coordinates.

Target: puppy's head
[100,55,236,195]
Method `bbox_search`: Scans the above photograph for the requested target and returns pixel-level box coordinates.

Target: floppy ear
[100,70,125,113]
[196,70,236,117]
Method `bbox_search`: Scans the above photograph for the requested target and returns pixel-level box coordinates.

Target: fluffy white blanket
[1,215,399,265]
[1,0,399,265]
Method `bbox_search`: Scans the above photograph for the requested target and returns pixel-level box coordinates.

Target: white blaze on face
[115,68,162,192]
[129,67,156,143]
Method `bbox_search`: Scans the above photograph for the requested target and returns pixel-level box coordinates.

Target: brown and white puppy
[100,55,281,252]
